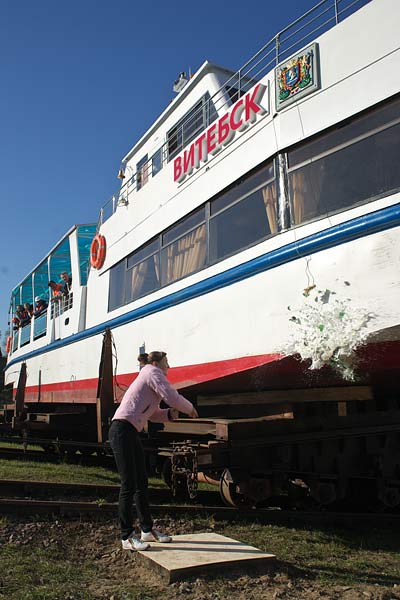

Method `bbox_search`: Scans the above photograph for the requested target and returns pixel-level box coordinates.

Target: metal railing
[50,293,73,319]
[97,0,371,227]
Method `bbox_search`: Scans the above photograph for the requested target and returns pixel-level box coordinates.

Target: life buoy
[90,234,106,270]
[5,336,12,354]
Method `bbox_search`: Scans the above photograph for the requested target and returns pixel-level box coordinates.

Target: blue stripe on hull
[6,202,400,370]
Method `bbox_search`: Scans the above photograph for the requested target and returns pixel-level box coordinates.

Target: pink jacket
[112,364,194,432]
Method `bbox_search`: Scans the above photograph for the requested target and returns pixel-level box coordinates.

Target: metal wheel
[219,469,254,508]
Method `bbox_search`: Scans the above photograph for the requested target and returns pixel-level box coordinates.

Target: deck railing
[97,0,371,228]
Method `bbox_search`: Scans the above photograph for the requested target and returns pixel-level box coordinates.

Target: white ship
[4,0,400,440]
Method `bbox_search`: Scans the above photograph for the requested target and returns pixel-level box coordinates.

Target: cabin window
[151,148,163,177]
[161,207,206,286]
[125,238,160,302]
[209,162,277,262]
[108,238,160,311]
[167,93,217,161]
[108,260,126,311]
[136,155,149,191]
[287,95,400,225]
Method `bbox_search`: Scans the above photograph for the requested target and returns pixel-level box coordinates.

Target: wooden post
[13,362,27,429]
[96,329,115,443]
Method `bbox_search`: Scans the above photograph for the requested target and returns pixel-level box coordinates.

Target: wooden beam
[96,329,115,443]
[198,386,373,406]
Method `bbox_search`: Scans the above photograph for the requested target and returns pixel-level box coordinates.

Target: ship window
[125,253,160,303]
[136,154,149,191]
[161,223,206,286]
[108,260,125,311]
[151,148,163,177]
[109,238,160,311]
[287,96,400,225]
[225,85,240,105]
[209,162,277,262]
[167,93,217,161]
[162,207,205,246]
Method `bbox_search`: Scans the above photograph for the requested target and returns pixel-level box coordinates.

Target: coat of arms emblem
[275,43,319,109]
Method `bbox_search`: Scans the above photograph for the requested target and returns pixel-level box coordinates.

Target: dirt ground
[1,515,399,600]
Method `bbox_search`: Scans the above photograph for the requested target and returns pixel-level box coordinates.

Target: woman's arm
[149,368,195,416]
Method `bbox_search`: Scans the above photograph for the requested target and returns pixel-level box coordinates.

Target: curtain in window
[262,184,278,234]
[128,261,148,300]
[290,166,323,225]
[138,162,149,188]
[166,224,206,284]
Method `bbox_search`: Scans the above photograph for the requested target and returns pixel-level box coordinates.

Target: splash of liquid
[285,287,374,380]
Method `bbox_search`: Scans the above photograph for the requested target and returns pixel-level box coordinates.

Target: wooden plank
[215,410,400,442]
[198,386,373,406]
[162,419,216,436]
[134,533,275,583]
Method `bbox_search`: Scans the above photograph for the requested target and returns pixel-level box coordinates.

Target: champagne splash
[285,285,374,380]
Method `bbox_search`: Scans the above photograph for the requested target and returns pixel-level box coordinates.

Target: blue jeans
[109,419,153,539]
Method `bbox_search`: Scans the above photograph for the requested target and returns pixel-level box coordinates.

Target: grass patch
[1,515,399,599]
[0,545,94,600]
[0,440,44,451]
[216,518,400,587]
[0,458,166,488]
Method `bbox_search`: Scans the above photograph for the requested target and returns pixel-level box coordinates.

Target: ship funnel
[173,72,188,93]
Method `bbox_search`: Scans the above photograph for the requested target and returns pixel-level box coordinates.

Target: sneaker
[141,529,172,543]
[121,536,150,551]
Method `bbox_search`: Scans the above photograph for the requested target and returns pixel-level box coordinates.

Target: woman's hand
[169,409,179,421]
[189,407,199,419]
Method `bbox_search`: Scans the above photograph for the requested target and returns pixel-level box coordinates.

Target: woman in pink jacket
[109,351,198,551]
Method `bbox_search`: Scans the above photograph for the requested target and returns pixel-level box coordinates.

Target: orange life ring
[90,234,106,270]
[5,336,12,354]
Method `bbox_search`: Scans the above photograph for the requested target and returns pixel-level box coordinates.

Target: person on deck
[48,280,63,301]
[14,305,30,328]
[109,351,198,551]
[33,297,48,317]
[12,305,25,330]
[60,272,72,295]
[24,302,33,317]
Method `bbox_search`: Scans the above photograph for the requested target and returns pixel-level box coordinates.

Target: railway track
[0,478,398,527]
[0,497,398,527]
[0,478,220,504]
[0,446,115,468]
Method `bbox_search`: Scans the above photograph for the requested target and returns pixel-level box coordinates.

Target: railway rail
[0,497,398,529]
[0,478,220,505]
[0,446,115,468]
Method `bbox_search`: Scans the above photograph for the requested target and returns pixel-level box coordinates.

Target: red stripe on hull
[17,341,400,404]
[20,353,282,403]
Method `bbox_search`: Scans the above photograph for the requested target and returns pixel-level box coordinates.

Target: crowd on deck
[12,272,72,330]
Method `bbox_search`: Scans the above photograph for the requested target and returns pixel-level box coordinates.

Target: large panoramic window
[209,162,277,262]
[167,93,218,160]
[107,161,278,312]
[287,95,400,225]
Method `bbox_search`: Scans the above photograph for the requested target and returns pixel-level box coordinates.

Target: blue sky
[0,0,318,344]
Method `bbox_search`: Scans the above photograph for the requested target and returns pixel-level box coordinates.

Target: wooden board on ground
[135,533,275,583]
